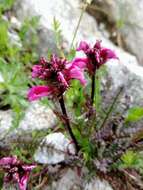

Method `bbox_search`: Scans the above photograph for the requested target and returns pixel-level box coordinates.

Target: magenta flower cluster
[28,55,86,101]
[0,156,36,190]
[77,40,117,75]
[28,40,117,101]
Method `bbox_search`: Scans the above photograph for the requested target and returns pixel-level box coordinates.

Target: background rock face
[14,0,101,55]
[92,0,143,65]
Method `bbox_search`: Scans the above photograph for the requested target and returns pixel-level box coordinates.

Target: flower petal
[77,41,90,52]
[57,72,69,88]
[18,172,29,190]
[22,164,36,171]
[94,40,102,49]
[28,86,53,101]
[100,48,118,64]
[69,66,86,86]
[32,65,42,78]
[70,57,88,69]
[0,156,17,166]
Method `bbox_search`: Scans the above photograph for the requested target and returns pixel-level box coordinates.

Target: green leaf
[67,48,76,61]
[0,0,15,11]
[121,150,138,167]
[125,107,143,122]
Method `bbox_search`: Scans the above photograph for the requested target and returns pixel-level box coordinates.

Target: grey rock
[8,31,22,48]
[44,168,81,190]
[84,178,113,190]
[2,169,113,190]
[42,168,113,190]
[34,132,75,164]
[92,0,143,65]
[0,102,56,147]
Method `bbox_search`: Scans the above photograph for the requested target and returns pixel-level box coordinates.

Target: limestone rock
[34,132,75,164]
[0,102,56,148]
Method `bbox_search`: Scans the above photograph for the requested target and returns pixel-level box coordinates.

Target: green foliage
[116,19,125,29]
[125,106,143,122]
[0,58,29,128]
[19,16,40,50]
[0,21,8,51]
[121,150,139,167]
[66,80,85,116]
[119,151,143,174]
[0,0,15,12]
[0,7,40,129]
[52,17,63,55]
[95,65,107,113]
[67,48,76,61]
[0,173,4,190]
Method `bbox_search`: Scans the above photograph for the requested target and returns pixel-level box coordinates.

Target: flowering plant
[0,156,36,190]
[27,40,117,154]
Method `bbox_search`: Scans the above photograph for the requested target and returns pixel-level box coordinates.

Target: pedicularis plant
[28,40,117,153]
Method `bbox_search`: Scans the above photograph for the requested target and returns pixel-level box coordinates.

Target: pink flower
[0,156,36,190]
[28,55,86,100]
[77,40,117,75]
[28,86,54,101]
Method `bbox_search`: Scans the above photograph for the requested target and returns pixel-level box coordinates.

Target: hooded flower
[0,156,36,190]
[28,55,86,101]
[77,40,117,75]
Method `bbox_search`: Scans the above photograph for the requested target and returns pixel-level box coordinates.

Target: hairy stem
[91,74,95,105]
[59,95,80,153]
[70,3,87,49]
[100,87,123,129]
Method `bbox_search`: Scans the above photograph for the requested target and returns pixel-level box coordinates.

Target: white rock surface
[34,132,75,164]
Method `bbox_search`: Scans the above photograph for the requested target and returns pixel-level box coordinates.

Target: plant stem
[70,3,87,49]
[59,95,80,153]
[100,86,124,129]
[91,74,95,105]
